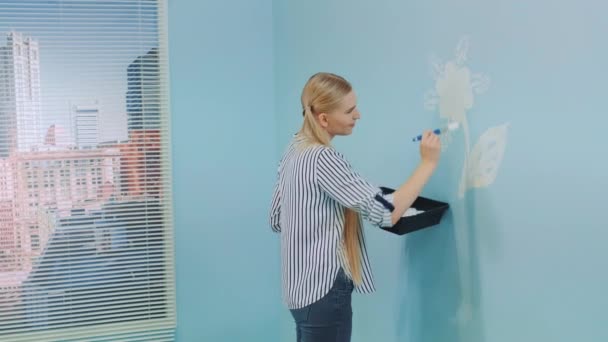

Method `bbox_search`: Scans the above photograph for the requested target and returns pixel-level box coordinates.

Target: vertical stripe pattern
[269,135,392,309]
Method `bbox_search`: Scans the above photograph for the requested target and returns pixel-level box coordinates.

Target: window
[0,1,175,341]
[30,234,39,249]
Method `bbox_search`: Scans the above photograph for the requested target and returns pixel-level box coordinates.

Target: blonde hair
[299,72,363,285]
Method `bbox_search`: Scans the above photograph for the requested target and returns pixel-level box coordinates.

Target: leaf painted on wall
[454,35,470,66]
[471,73,491,94]
[429,54,445,80]
[462,123,509,191]
[424,89,439,111]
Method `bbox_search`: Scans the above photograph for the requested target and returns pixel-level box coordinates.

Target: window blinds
[0,1,176,341]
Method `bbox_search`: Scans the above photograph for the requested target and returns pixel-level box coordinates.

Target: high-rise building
[123,48,162,198]
[44,124,71,148]
[0,146,122,282]
[126,48,160,132]
[71,102,100,149]
[0,31,42,157]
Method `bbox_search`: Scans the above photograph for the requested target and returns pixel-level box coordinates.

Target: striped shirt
[269,134,394,309]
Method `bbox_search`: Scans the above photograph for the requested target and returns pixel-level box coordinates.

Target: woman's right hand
[419,130,441,166]
[389,130,442,225]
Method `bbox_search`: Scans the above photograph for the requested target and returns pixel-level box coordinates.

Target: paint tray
[378,187,449,235]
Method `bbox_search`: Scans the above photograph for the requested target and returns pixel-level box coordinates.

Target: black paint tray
[378,187,449,235]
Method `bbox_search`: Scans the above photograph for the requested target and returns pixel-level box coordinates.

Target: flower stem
[458,116,471,197]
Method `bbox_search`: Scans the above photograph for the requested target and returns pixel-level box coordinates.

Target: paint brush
[411,122,460,142]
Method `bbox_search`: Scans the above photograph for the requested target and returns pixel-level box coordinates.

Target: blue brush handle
[412,128,441,142]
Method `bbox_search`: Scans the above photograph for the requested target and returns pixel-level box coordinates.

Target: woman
[269,72,441,341]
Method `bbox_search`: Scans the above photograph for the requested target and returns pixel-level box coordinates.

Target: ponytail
[299,72,363,285]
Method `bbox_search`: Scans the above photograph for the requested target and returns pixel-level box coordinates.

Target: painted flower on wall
[435,61,474,123]
[424,36,508,198]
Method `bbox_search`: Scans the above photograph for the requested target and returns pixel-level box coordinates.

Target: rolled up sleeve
[315,148,393,227]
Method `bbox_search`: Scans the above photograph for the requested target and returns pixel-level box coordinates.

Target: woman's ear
[318,112,329,128]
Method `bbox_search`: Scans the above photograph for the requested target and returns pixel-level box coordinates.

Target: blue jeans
[289,268,354,342]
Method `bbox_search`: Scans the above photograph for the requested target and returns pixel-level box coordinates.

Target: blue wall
[168,0,280,341]
[168,0,606,340]
[274,1,607,341]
